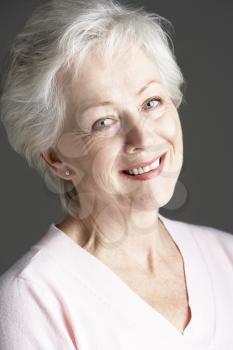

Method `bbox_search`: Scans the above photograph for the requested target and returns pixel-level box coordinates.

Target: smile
[126,158,160,175]
[121,152,166,180]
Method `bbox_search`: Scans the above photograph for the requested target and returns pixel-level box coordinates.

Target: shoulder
[0,247,40,292]
[0,223,68,294]
[181,219,233,248]
[0,248,51,316]
[164,215,233,261]
[0,224,67,320]
[0,243,61,302]
[0,248,73,349]
[164,214,232,239]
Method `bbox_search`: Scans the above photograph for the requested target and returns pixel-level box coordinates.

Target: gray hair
[0,0,185,217]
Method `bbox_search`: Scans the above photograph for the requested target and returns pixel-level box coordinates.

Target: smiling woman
[0,0,233,349]
[50,45,183,216]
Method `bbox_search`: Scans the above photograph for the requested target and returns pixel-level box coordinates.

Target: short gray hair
[0,0,185,216]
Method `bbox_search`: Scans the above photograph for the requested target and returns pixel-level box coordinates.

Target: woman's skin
[42,45,190,331]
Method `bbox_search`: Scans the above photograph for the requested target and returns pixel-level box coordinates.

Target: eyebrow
[136,79,160,95]
[80,79,161,114]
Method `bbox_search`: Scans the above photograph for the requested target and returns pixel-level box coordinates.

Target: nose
[123,115,154,154]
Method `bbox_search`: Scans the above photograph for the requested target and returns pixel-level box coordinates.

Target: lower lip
[121,153,166,181]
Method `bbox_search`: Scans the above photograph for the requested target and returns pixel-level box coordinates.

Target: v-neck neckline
[34,213,215,344]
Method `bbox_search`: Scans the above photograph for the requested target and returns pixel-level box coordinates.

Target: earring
[65,170,70,176]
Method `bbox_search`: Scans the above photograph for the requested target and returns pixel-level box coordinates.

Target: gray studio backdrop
[0,0,233,275]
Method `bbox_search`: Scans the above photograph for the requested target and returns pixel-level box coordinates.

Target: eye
[142,97,161,111]
[92,117,115,131]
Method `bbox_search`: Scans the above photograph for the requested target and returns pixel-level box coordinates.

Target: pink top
[0,214,233,349]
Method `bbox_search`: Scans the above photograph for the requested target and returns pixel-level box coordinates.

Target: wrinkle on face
[52,44,184,270]
[56,43,183,219]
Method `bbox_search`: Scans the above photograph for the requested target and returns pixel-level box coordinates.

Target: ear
[40,148,73,180]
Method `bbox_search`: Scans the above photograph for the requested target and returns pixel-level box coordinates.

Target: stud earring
[65,170,70,176]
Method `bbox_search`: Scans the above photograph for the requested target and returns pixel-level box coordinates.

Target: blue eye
[93,118,115,130]
[143,97,161,110]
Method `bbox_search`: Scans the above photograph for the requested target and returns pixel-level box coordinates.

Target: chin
[129,178,178,211]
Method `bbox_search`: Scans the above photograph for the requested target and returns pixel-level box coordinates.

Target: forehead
[71,45,162,98]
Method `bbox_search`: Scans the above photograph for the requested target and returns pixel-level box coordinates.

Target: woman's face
[56,46,183,211]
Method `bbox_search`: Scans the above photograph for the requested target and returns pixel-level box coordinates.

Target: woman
[0,0,232,349]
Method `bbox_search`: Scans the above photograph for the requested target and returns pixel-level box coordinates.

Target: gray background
[0,0,233,276]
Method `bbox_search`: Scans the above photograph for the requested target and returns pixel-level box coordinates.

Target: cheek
[155,109,182,146]
[57,132,89,160]
[57,129,117,162]
[57,131,115,166]
[87,140,121,194]
[160,114,177,140]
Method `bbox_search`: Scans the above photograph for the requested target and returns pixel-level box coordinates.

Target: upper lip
[122,152,166,172]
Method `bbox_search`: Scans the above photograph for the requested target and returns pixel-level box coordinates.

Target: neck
[58,201,177,275]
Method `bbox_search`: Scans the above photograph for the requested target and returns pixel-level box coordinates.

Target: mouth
[121,152,167,179]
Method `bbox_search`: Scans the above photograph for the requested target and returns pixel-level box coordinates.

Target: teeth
[150,161,159,170]
[138,168,144,174]
[143,165,150,173]
[126,157,160,175]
